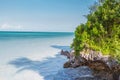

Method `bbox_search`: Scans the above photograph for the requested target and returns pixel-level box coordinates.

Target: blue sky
[0,0,96,32]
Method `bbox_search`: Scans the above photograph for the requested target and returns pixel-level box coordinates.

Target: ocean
[0,31,74,80]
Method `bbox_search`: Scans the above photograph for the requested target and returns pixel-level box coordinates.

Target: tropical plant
[72,0,120,62]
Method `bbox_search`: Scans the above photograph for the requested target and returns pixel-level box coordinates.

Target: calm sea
[0,31,74,80]
[0,31,73,39]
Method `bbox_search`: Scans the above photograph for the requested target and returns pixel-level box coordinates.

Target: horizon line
[0,30,74,33]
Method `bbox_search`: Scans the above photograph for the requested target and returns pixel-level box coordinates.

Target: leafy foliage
[72,0,120,62]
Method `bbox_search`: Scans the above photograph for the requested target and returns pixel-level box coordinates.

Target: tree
[71,0,120,63]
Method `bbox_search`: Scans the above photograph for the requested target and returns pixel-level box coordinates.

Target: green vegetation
[72,0,120,62]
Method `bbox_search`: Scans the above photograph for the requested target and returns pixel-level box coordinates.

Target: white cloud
[0,23,22,30]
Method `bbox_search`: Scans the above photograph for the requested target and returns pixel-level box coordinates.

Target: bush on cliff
[71,0,120,63]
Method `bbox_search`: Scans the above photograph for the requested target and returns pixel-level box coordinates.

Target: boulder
[64,61,71,68]
[61,50,71,59]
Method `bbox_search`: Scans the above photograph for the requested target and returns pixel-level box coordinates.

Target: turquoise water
[0,31,74,80]
[0,31,73,39]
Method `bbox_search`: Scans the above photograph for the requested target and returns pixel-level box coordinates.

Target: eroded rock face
[61,50,71,59]
[64,61,71,68]
[112,67,120,80]
[61,50,120,80]
[54,66,93,80]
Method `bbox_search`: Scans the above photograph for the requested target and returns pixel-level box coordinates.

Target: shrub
[71,0,120,63]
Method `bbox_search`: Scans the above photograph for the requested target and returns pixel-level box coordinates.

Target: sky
[0,0,97,32]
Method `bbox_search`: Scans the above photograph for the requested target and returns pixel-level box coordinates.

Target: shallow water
[0,31,73,80]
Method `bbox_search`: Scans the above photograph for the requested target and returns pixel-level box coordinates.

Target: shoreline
[0,32,73,80]
[61,50,120,80]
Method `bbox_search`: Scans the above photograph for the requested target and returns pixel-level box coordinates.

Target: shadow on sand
[9,45,70,80]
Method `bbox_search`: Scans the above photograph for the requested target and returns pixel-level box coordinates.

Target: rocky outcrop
[54,66,93,80]
[61,49,120,80]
